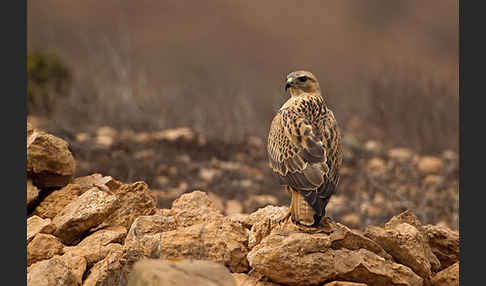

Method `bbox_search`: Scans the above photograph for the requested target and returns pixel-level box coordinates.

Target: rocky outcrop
[25,126,459,286]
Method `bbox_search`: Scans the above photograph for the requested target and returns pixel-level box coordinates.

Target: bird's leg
[278,209,292,225]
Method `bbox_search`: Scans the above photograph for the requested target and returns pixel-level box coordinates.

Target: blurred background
[27,0,459,230]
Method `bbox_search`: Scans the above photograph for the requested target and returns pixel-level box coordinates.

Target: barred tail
[289,186,316,226]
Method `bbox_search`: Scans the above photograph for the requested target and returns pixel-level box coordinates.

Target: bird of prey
[267,70,343,227]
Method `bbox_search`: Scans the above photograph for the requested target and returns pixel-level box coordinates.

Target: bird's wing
[267,97,329,191]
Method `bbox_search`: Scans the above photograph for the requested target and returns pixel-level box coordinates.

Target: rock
[27,256,79,286]
[33,184,86,219]
[364,211,441,286]
[232,273,281,286]
[27,129,76,188]
[388,148,412,161]
[52,181,155,244]
[72,173,121,190]
[323,282,368,286]
[127,259,236,286]
[52,186,119,244]
[152,127,196,142]
[27,234,64,266]
[423,224,459,270]
[226,200,244,215]
[27,215,55,244]
[147,219,249,273]
[248,233,422,286]
[83,247,127,286]
[63,226,127,266]
[363,140,382,154]
[248,206,289,250]
[168,190,225,228]
[417,156,443,175]
[27,179,39,208]
[422,175,443,187]
[91,181,156,231]
[367,157,386,175]
[124,215,178,254]
[58,253,87,285]
[431,262,459,286]
[199,168,221,182]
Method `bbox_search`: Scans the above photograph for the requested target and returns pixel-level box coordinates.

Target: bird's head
[285,70,321,97]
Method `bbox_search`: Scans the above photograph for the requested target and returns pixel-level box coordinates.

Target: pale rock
[127,259,236,286]
[27,233,64,266]
[27,215,55,244]
[417,156,443,175]
[27,129,76,188]
[27,179,39,208]
[423,224,459,270]
[431,262,459,286]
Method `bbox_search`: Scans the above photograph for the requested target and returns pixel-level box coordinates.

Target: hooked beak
[285,77,294,91]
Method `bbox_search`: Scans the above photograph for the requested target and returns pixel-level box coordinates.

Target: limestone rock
[168,190,225,227]
[147,219,249,273]
[27,233,65,266]
[417,156,443,175]
[33,184,86,219]
[364,211,441,286]
[27,215,55,244]
[63,226,126,266]
[248,231,422,286]
[431,262,459,286]
[423,224,459,270]
[59,253,87,285]
[322,282,368,286]
[27,129,75,188]
[232,273,281,286]
[92,181,156,231]
[248,206,289,249]
[27,256,79,286]
[52,187,119,244]
[34,175,122,219]
[127,259,236,286]
[82,248,127,286]
[27,179,39,209]
[124,215,178,255]
[226,200,244,215]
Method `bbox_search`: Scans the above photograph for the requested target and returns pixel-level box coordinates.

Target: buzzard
[267,70,343,226]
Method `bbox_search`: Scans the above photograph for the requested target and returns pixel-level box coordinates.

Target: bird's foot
[278,209,292,225]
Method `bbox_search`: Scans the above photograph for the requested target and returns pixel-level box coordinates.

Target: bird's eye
[298,76,308,82]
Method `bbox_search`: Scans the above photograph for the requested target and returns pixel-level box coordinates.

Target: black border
[4,0,27,284]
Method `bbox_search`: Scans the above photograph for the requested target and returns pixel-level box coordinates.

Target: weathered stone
[27,256,79,286]
[27,179,39,208]
[127,259,236,286]
[124,215,178,255]
[226,200,244,215]
[364,211,441,286]
[27,215,55,244]
[59,253,87,285]
[63,226,126,266]
[248,206,289,249]
[52,187,119,244]
[431,262,459,286]
[232,273,281,286]
[91,181,156,231]
[147,219,249,273]
[322,282,368,286]
[27,129,75,188]
[27,233,65,266]
[423,224,459,270]
[168,190,225,228]
[417,156,443,175]
[33,184,86,219]
[248,231,422,286]
[82,247,127,286]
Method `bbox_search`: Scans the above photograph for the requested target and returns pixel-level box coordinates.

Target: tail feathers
[289,187,315,226]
